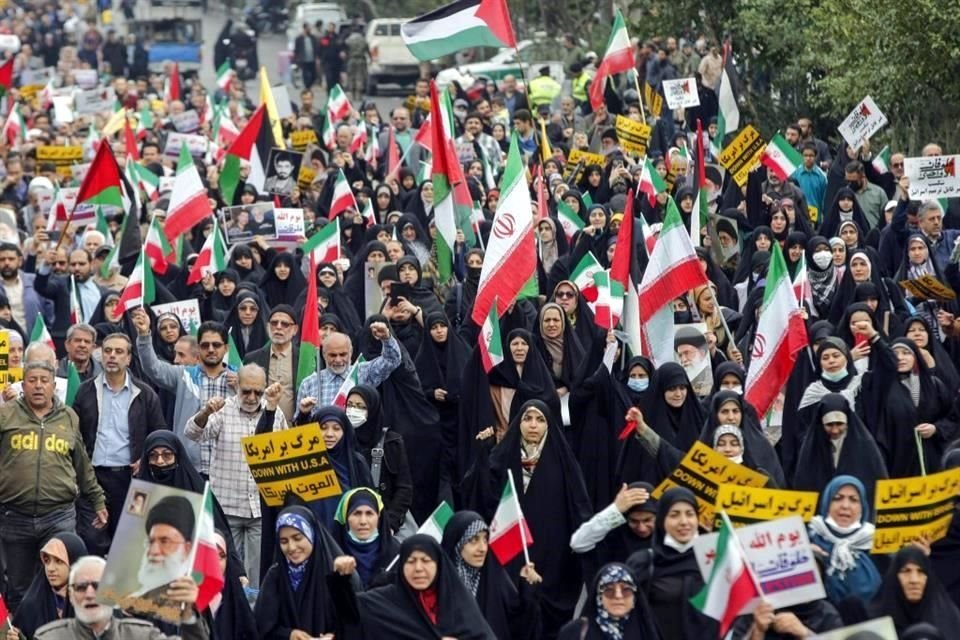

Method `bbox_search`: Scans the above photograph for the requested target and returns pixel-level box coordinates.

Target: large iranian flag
[589,9,634,110]
[609,191,643,355]
[556,201,584,241]
[690,514,759,637]
[638,197,709,366]
[744,242,808,416]
[401,0,516,62]
[471,134,536,325]
[187,217,228,285]
[190,484,225,611]
[327,84,352,122]
[164,145,212,243]
[328,169,358,219]
[488,470,533,565]
[116,248,155,315]
[761,132,803,181]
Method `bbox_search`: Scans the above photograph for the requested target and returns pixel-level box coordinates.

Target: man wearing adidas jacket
[0,360,107,611]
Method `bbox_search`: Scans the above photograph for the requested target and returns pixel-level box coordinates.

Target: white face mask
[728,385,743,395]
[813,250,833,270]
[345,407,367,427]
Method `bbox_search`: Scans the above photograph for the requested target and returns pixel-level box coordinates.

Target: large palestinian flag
[401,0,516,61]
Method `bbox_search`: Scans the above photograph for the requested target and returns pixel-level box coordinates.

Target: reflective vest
[528,75,561,109]
[572,72,589,103]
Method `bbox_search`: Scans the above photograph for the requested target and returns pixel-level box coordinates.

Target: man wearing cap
[674,325,711,397]
[135,495,196,602]
[244,305,300,421]
[0,360,107,611]
[527,67,561,111]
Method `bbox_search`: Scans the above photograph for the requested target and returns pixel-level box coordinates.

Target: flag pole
[720,510,764,596]
[507,468,531,566]
[631,72,647,126]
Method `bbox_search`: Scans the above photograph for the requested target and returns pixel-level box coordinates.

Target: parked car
[286,2,347,49]
[366,18,423,95]
[436,39,564,90]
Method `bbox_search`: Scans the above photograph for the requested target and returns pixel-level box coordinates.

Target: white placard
[75,86,116,114]
[151,299,202,335]
[52,95,75,124]
[662,77,701,109]
[163,132,208,159]
[171,109,200,133]
[273,207,306,248]
[271,84,294,120]
[903,155,960,200]
[20,67,54,86]
[837,95,887,151]
[693,515,826,612]
[73,69,99,89]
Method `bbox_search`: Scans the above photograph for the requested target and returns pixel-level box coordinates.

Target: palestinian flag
[219,104,268,204]
[872,145,891,174]
[99,203,141,279]
[303,218,341,263]
[571,251,603,304]
[430,81,458,284]
[144,216,175,275]
[164,145,212,243]
[75,142,124,210]
[30,315,55,351]
[716,41,740,139]
[332,356,366,407]
[638,155,667,207]
[690,514,760,637]
[0,58,13,96]
[761,132,803,181]
[744,241,808,416]
[488,470,533,565]
[190,484,225,612]
[589,9,634,110]
[2,103,25,147]
[216,60,235,91]
[401,0,516,62]
[296,255,321,390]
[478,297,503,373]
[327,84,352,122]
[116,248,155,315]
[188,217,228,284]
[471,134,536,325]
[65,361,81,407]
[556,201,584,241]
[638,196,709,366]
[609,191,644,355]
[592,270,624,330]
[328,169,358,219]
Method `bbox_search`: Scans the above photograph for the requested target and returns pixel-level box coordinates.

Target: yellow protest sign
[242,423,342,506]
[19,84,42,103]
[297,165,317,190]
[653,441,769,529]
[643,83,663,118]
[718,125,766,187]
[562,149,606,181]
[715,485,819,528]
[38,146,84,179]
[899,275,956,302]
[872,467,960,554]
[291,130,319,152]
[615,115,651,157]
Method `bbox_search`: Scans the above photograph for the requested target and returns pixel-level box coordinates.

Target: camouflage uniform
[344,30,368,101]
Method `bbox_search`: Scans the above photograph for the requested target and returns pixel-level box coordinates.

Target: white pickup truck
[366,18,425,95]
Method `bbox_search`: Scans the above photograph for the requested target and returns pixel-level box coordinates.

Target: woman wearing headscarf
[373,184,400,222]
[692,284,740,356]
[626,487,718,639]
[861,338,958,477]
[356,534,497,638]
[537,217,568,274]
[532,302,588,400]
[254,504,359,639]
[558,563,663,640]
[868,546,960,635]
[836,301,886,375]
[792,394,888,499]
[395,255,443,319]
[222,291,269,360]
[202,269,241,321]
[806,235,841,318]
[8,533,87,639]
[896,233,957,328]
[331,488,400,589]
[404,181,434,229]
[570,481,659,567]
[828,249,905,328]
[695,247,738,310]
[149,312,187,429]
[732,225,775,285]
[344,239,390,318]
[578,164,611,204]
[697,390,785,485]
[903,314,960,391]
[294,261,363,338]
[440,510,542,639]
[807,475,882,607]
[343,386,413,534]
[462,400,592,638]
[396,213,433,267]
[87,290,123,340]
[819,186,871,239]
[228,244,265,283]
[260,252,308,309]
[293,405,373,530]
[210,530,258,640]
[549,280,606,369]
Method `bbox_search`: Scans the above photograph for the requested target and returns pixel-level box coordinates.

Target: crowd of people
[0,2,958,639]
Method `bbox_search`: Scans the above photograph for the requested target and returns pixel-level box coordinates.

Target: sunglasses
[600,584,636,598]
[71,581,99,593]
[240,388,264,397]
[555,291,576,299]
[199,341,224,350]
[270,319,294,329]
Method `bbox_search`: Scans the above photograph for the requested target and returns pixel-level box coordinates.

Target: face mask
[728,385,743,395]
[821,369,848,382]
[846,181,860,192]
[345,407,368,427]
[813,250,833,270]
[149,463,177,483]
[627,378,649,392]
[466,266,482,280]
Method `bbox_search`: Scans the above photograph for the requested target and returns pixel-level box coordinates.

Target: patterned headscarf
[276,511,315,591]
[595,564,637,639]
[454,518,488,597]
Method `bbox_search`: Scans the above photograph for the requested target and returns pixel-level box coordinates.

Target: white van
[366,18,423,95]
[286,3,348,50]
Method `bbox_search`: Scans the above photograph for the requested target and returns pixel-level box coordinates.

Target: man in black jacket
[73,333,166,554]
[244,305,299,422]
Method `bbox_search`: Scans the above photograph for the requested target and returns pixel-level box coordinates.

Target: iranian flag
[589,9,634,110]
[592,270,624,330]
[716,42,740,138]
[638,196,709,366]
[557,201,584,241]
[471,134,536,325]
[430,81,458,283]
[478,297,503,373]
[69,276,84,324]
[116,248,155,315]
[417,501,454,541]
[296,256,321,390]
[571,251,603,305]
[187,217,228,285]
[385,126,400,179]
[136,106,154,140]
[303,219,341,264]
[127,156,160,204]
[321,108,337,150]
[792,253,813,312]
[488,470,533,565]
[328,169,358,219]
[349,125,368,155]
[190,484,225,612]
[216,60,235,91]
[364,128,380,169]
[30,315,55,351]
[691,119,710,246]
[639,211,659,256]
[144,216,175,275]
[164,144,212,243]
[0,58,13,96]
[65,361,81,407]
[761,132,803,181]
[226,334,243,369]
[332,356,366,407]
[327,84,352,122]
[638,155,667,207]
[690,514,760,638]
[219,104,267,204]
[872,145,891,174]
[361,197,376,226]
[401,0,516,62]
[610,191,645,356]
[744,241,808,416]
[2,103,25,147]
[164,62,181,102]
[75,141,124,210]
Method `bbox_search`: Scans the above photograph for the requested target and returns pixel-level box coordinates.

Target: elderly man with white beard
[34,556,209,639]
[134,495,196,605]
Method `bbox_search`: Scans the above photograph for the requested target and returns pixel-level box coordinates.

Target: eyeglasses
[891,162,904,168]
[237,304,258,313]
[269,319,294,329]
[600,584,636,598]
[147,449,176,463]
[240,388,264,397]
[555,291,576,299]
[71,581,99,593]
[199,341,224,350]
